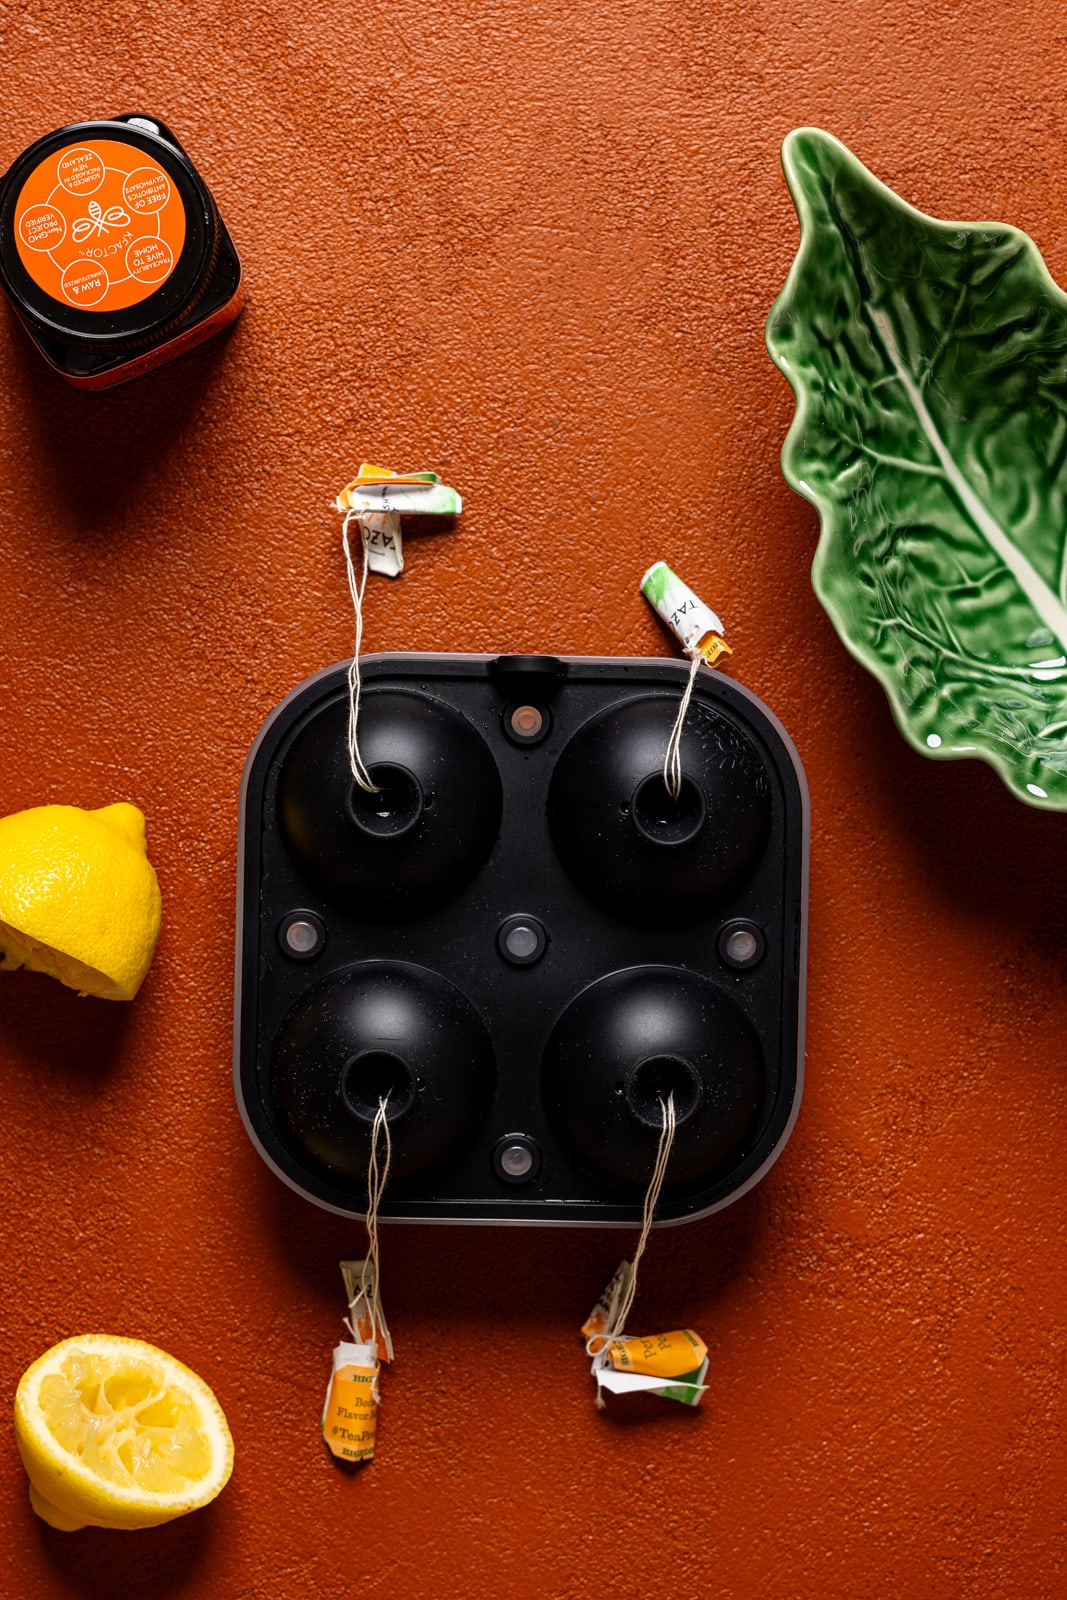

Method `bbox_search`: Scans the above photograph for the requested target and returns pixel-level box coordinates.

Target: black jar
[0,114,243,389]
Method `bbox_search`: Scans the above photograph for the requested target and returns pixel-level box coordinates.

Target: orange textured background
[0,4,1064,1597]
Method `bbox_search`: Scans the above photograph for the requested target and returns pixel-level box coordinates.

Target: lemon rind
[0,804,161,1001]
[15,1335,233,1531]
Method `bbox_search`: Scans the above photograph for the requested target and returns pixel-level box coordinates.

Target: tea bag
[580,1093,708,1409]
[641,560,730,665]
[321,1096,394,1463]
[321,1260,394,1463]
[336,464,462,577]
[640,560,731,800]
[582,1269,708,1406]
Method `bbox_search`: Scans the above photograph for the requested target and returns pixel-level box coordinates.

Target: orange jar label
[14,138,186,313]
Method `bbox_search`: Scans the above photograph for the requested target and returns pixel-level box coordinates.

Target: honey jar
[0,114,243,389]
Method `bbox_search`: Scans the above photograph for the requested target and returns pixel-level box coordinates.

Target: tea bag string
[663,652,702,801]
[341,511,378,795]
[589,1091,677,1405]
[346,1095,392,1350]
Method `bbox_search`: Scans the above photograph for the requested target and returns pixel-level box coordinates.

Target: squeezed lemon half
[14,1335,233,1531]
[0,803,161,1000]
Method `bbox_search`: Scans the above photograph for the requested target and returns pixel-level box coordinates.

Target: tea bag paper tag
[641,560,731,666]
[341,1258,393,1363]
[595,1361,708,1405]
[639,564,730,799]
[340,482,462,516]
[322,1259,392,1464]
[582,1266,708,1407]
[359,512,404,577]
[336,461,461,518]
[335,462,462,579]
[605,1329,709,1407]
[322,1341,380,1462]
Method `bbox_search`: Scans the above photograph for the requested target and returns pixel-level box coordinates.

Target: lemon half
[0,803,161,1000]
[14,1335,234,1531]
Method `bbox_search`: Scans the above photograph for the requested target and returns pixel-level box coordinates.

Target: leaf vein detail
[865,304,1067,649]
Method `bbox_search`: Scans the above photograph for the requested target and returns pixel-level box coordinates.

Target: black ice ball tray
[234,653,809,1226]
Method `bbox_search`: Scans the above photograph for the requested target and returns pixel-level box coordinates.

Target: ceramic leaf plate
[766,127,1067,809]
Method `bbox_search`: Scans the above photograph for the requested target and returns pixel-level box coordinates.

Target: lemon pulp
[16,1335,233,1530]
[0,920,128,1000]
[38,1350,213,1495]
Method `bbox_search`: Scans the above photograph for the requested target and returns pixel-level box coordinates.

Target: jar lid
[0,118,216,349]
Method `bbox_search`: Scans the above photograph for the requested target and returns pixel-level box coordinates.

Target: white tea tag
[360,512,404,577]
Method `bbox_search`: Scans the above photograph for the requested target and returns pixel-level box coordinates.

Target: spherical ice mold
[271,960,495,1185]
[547,694,772,923]
[235,653,809,1225]
[541,966,765,1189]
[276,688,502,916]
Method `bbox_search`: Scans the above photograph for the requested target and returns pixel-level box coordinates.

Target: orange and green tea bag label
[335,463,460,516]
[335,464,463,578]
[322,1341,380,1463]
[608,1329,708,1380]
[14,139,187,313]
[641,560,731,666]
[583,1270,710,1406]
[596,1347,709,1405]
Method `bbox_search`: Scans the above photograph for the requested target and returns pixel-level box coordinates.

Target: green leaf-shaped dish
[766,127,1067,809]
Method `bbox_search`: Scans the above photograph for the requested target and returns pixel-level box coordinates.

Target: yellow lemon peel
[0,803,161,999]
[15,1335,233,1532]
